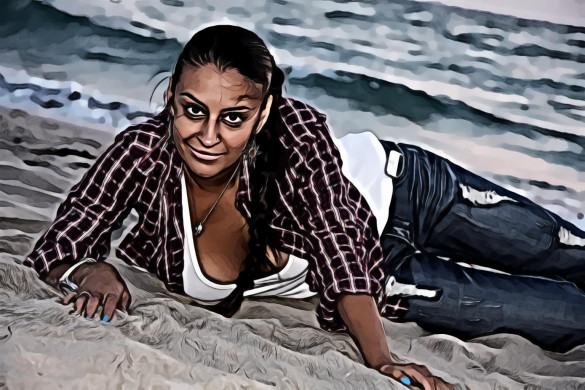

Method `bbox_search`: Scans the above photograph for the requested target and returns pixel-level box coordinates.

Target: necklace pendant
[193,223,204,237]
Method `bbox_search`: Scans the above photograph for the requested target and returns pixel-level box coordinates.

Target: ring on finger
[77,290,92,298]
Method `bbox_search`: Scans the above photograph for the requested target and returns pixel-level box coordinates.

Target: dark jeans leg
[425,164,585,284]
[379,140,585,351]
[383,236,585,352]
[380,141,585,282]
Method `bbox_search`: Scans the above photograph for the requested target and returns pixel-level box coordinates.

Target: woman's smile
[187,144,226,161]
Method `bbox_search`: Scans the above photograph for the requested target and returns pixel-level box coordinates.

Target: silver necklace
[188,157,242,237]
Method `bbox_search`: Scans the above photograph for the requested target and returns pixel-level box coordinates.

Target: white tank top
[180,173,316,305]
[181,131,432,302]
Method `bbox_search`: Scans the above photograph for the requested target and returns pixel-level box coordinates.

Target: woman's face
[168,63,272,181]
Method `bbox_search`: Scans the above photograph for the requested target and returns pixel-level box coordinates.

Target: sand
[0,107,584,389]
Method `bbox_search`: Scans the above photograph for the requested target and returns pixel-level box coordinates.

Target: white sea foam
[451,25,507,36]
[403,11,434,23]
[413,0,585,28]
[310,0,376,17]
[555,95,585,108]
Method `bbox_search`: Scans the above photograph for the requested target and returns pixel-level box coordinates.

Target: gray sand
[0,108,584,389]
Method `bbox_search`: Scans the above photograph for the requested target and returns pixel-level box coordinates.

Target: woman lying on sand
[25,25,585,390]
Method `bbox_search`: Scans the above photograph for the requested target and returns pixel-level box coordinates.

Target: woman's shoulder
[109,111,172,175]
[278,97,327,125]
[277,97,329,150]
[114,111,168,146]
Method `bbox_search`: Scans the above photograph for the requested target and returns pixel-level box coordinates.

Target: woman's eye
[186,106,205,116]
[224,113,243,125]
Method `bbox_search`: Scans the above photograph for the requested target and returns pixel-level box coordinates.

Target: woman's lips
[188,145,224,161]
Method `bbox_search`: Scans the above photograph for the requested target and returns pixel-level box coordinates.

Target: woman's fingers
[380,363,452,390]
[60,261,130,322]
[380,365,429,388]
[379,364,401,378]
[433,378,455,390]
[415,364,432,377]
[63,290,125,322]
[408,370,453,390]
[73,292,89,314]
[405,369,434,390]
[119,289,131,313]
[84,295,101,318]
[62,291,77,305]
[101,294,118,322]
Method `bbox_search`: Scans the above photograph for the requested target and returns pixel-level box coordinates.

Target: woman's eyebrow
[235,93,256,103]
[222,106,252,112]
[222,93,256,112]
[180,92,208,110]
[180,92,253,112]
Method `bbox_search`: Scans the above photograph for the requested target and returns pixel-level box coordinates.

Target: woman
[24,25,584,389]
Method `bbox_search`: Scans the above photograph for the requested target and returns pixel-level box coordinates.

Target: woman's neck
[185,159,241,194]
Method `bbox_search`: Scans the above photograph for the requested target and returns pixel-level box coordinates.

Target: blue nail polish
[102,315,109,322]
[400,377,411,386]
[86,315,92,319]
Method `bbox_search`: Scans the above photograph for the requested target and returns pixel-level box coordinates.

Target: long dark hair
[165,25,288,315]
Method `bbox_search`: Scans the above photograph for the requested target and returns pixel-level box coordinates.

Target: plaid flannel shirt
[24,97,406,332]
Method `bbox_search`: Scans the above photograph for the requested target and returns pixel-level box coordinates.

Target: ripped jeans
[379,141,585,352]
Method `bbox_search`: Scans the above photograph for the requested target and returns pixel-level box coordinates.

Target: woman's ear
[255,95,273,134]
[166,76,174,115]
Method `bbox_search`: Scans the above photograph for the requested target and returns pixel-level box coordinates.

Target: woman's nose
[198,119,220,146]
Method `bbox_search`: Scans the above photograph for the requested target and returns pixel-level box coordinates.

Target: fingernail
[86,315,92,319]
[400,377,411,386]
[102,315,109,322]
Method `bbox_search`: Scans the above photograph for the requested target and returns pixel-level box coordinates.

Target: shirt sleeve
[23,129,150,279]
[292,115,387,331]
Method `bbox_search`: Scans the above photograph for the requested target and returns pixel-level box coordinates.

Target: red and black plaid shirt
[24,97,406,332]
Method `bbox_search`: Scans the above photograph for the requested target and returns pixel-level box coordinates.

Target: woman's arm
[280,99,387,332]
[336,294,391,368]
[338,294,453,390]
[279,99,452,389]
[24,125,152,278]
[22,119,165,320]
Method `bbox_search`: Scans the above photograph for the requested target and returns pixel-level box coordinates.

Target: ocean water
[0,0,584,230]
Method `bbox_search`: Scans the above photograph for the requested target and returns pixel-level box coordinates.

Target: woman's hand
[379,362,454,390]
[61,262,131,322]
[336,294,454,389]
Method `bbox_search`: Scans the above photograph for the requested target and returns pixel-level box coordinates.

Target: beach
[1,0,585,388]
[1,104,585,389]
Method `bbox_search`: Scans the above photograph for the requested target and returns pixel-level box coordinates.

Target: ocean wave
[0,1,578,136]
[1,0,584,230]
[0,68,155,130]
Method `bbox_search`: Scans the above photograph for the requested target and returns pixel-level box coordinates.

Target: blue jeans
[379,140,585,352]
